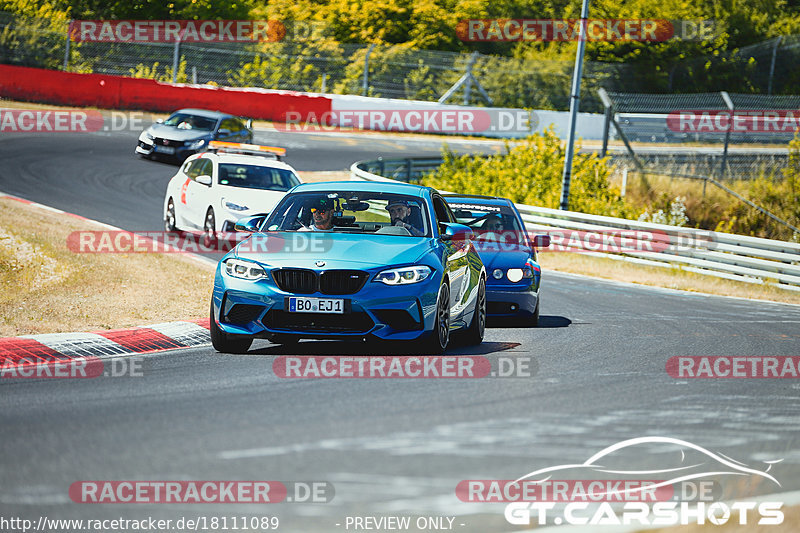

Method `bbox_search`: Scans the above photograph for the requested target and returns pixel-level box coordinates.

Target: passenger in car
[386,199,424,236]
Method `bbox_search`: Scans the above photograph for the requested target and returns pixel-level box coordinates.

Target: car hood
[147,123,211,141]
[474,245,532,270]
[219,188,287,215]
[233,232,434,269]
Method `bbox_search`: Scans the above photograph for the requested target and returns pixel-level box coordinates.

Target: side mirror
[245,119,253,130]
[216,129,231,137]
[196,175,212,186]
[156,118,164,124]
[234,215,266,233]
[534,234,551,248]
[440,222,473,242]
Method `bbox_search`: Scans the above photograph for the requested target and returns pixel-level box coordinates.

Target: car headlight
[222,198,249,212]
[139,131,154,142]
[185,138,207,149]
[374,265,432,285]
[506,267,534,283]
[224,258,268,280]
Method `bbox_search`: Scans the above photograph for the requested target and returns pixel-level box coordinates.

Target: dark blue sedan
[210,181,486,353]
[445,195,549,326]
[135,108,253,162]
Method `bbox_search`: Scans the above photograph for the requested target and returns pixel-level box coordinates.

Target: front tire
[210,300,253,353]
[203,208,217,249]
[165,199,180,233]
[464,276,486,345]
[417,283,450,354]
[530,298,540,327]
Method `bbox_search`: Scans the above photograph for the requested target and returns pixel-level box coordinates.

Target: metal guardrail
[354,157,445,183]
[351,159,800,292]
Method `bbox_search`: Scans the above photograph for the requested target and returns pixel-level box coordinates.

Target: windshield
[448,200,528,245]
[163,113,216,131]
[218,164,300,191]
[265,191,430,237]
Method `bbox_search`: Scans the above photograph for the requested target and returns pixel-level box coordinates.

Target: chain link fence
[2,11,799,114]
[600,90,799,181]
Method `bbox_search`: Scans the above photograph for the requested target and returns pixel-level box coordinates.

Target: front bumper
[486,281,538,317]
[135,140,201,160]
[212,266,441,341]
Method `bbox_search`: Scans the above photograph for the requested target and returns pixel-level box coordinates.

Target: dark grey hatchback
[135,108,253,162]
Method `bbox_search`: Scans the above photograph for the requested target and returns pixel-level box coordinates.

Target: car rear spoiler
[208,141,286,160]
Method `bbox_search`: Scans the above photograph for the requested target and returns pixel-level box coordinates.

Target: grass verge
[0,197,214,337]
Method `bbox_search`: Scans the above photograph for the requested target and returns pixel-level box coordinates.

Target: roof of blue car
[291,180,429,197]
[444,194,513,206]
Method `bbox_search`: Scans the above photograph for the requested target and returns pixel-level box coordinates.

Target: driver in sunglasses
[309,197,335,231]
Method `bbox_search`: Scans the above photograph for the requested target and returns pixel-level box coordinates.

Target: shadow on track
[486,315,572,329]
[248,340,519,356]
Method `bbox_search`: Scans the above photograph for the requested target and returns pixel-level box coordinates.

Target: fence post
[362,43,376,96]
[767,36,782,95]
[63,20,72,71]
[172,38,181,83]
[463,51,478,105]
[620,167,628,198]
[598,88,612,157]
[720,91,734,179]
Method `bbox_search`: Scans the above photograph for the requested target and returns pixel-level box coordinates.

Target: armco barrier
[351,158,800,292]
[0,65,331,122]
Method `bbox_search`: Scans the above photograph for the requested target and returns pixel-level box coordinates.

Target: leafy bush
[129,58,188,83]
[713,134,800,240]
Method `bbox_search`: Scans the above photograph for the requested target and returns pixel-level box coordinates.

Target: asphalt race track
[1,128,800,532]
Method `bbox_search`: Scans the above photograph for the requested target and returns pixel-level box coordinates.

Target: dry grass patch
[0,198,213,336]
[540,252,800,305]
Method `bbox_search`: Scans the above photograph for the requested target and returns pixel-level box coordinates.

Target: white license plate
[288,297,344,314]
[154,145,175,154]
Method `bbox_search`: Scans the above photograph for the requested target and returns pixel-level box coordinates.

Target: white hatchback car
[162,142,302,244]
